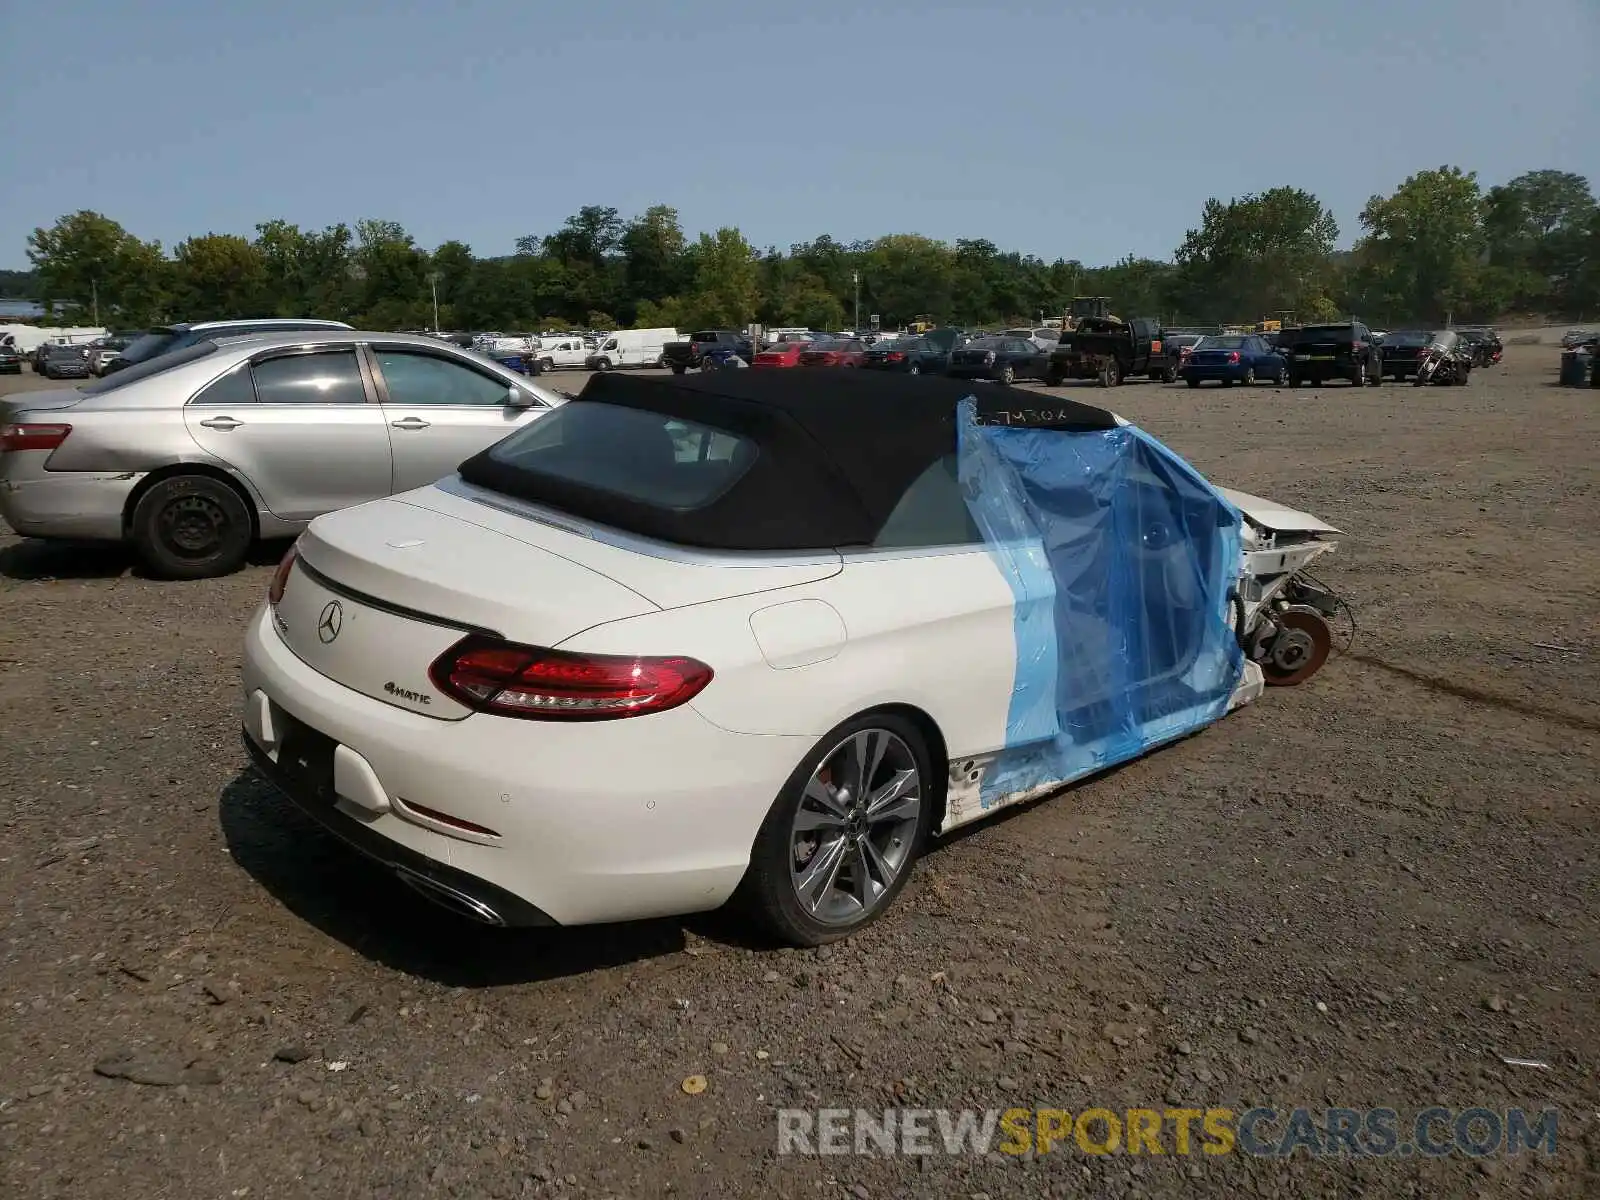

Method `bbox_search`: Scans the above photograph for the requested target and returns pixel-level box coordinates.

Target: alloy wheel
[789,729,922,926]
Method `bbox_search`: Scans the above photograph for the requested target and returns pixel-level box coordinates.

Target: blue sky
[3,0,1596,269]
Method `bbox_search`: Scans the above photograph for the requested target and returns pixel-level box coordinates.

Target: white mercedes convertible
[242,370,1340,945]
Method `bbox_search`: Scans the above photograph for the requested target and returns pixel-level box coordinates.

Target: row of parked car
[674,321,1505,390]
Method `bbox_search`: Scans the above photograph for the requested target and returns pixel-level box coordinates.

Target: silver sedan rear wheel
[788,728,922,927]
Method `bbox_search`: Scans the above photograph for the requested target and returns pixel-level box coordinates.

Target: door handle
[198,416,243,430]
[390,417,431,430]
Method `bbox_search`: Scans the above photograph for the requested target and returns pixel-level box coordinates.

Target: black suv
[1283,321,1383,387]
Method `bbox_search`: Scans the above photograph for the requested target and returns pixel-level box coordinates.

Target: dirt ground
[1,348,1596,1199]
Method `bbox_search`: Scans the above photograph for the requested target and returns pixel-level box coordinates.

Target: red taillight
[886,352,904,362]
[268,542,298,606]
[0,423,72,452]
[428,636,713,721]
[1226,351,1241,364]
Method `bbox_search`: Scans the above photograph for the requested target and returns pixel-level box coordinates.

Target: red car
[752,340,811,368]
[798,337,867,368]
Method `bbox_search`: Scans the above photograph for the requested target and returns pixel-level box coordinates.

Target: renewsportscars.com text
[777,1106,1558,1159]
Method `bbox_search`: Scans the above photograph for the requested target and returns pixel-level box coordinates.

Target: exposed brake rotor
[1261,606,1333,687]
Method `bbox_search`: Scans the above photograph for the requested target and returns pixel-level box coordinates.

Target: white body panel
[243,604,812,924]
[1218,486,1341,534]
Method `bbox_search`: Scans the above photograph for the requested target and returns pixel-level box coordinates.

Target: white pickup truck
[533,336,592,371]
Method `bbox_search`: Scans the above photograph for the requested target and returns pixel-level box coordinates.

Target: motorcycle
[1413,329,1472,386]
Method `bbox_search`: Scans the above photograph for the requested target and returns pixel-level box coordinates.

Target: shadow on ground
[0,535,293,581]
[0,537,135,580]
[216,726,1188,987]
[217,768,768,987]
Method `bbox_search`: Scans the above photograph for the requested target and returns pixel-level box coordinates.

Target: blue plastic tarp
[956,399,1244,809]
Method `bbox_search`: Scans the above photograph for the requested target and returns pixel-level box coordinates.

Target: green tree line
[20,167,1598,333]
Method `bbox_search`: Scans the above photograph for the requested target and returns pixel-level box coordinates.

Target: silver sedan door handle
[390,417,431,430]
[198,416,243,430]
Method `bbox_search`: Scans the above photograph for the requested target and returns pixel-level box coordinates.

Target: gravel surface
[1,349,1596,1198]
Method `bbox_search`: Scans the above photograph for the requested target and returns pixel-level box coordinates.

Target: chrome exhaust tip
[393,866,506,926]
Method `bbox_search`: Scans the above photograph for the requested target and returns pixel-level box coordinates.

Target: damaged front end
[1221,487,1342,692]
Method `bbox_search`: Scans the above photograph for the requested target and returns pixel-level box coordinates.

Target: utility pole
[428,271,441,332]
[853,271,860,334]
[91,278,99,326]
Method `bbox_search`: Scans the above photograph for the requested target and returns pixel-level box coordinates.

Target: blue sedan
[1180,335,1288,388]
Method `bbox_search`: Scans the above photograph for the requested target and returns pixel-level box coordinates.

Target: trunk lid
[283,498,660,717]
[408,478,844,610]
[1,388,85,422]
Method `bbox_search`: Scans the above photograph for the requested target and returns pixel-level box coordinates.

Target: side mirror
[506,386,534,407]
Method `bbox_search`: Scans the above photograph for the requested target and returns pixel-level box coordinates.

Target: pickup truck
[662,330,753,374]
[1046,315,1174,387]
[532,336,592,371]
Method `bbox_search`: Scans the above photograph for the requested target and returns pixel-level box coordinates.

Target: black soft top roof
[458,369,1118,552]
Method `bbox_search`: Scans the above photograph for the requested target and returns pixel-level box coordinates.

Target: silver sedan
[0,331,565,578]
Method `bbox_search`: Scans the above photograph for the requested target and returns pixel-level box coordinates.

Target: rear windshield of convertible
[484,402,757,511]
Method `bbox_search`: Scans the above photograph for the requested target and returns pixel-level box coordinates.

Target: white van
[584,327,678,371]
[534,336,591,371]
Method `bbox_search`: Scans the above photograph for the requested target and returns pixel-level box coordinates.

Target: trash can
[1559,350,1589,386]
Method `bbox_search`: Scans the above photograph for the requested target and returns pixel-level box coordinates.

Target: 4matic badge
[384,681,431,705]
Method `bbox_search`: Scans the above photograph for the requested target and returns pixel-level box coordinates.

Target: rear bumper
[1180,364,1249,382]
[0,461,140,539]
[241,604,804,927]
[243,730,557,926]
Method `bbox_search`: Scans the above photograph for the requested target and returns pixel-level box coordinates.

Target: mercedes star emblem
[317,600,343,644]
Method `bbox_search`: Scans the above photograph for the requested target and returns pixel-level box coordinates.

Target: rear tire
[1243,367,1256,386]
[1273,364,1288,385]
[1185,378,1200,389]
[999,364,1015,385]
[539,358,554,373]
[737,711,935,947]
[129,475,253,580]
[671,364,686,375]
